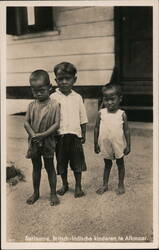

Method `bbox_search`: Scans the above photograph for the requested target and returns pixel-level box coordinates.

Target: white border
[1,0,159,249]
[0,0,157,7]
[153,1,159,249]
[1,3,7,249]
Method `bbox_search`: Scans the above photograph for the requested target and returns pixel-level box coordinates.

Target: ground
[6,115,153,243]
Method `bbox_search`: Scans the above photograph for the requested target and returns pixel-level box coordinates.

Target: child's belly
[99,124,123,140]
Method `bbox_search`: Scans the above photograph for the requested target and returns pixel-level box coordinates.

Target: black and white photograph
[1,0,159,249]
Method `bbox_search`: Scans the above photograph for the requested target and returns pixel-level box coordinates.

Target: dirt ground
[6,115,153,243]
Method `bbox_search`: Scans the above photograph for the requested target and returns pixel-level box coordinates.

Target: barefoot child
[24,70,60,205]
[51,62,88,198]
[94,83,130,195]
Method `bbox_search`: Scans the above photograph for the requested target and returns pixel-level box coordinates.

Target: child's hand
[32,133,44,143]
[124,146,130,155]
[81,134,86,144]
[94,144,100,154]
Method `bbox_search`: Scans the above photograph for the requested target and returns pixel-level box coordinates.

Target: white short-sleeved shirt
[51,89,88,137]
[98,108,126,160]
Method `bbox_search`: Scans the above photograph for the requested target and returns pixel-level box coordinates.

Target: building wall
[7,7,115,124]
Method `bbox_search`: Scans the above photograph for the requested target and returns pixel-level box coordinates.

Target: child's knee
[33,166,42,175]
[32,162,42,171]
[44,157,54,168]
[32,156,42,169]
[104,159,112,168]
[44,163,54,173]
[44,164,50,172]
[116,157,124,167]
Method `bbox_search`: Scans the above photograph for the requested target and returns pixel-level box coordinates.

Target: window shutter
[7,7,54,35]
[7,7,28,35]
[34,7,54,31]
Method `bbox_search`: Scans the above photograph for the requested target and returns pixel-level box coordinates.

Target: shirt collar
[56,88,76,96]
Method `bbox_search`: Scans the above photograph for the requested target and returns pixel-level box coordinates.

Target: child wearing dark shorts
[51,62,88,198]
[24,70,60,206]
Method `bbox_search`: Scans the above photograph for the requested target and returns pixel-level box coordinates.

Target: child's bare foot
[26,193,39,205]
[57,185,69,196]
[116,185,125,195]
[74,187,85,198]
[96,185,108,195]
[50,193,60,206]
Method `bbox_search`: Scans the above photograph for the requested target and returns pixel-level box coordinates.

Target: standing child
[94,83,130,195]
[51,62,88,198]
[24,70,60,206]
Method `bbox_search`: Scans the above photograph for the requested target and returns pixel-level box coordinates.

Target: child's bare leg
[96,159,112,195]
[116,157,125,195]
[26,156,42,204]
[74,172,85,198]
[44,157,59,206]
[57,170,69,196]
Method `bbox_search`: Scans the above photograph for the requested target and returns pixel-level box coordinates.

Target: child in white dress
[94,83,130,195]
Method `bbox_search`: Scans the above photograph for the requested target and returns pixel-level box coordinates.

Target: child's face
[55,72,76,95]
[103,88,122,112]
[30,79,50,102]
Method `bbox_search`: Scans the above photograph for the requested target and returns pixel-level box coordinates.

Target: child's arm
[123,112,131,155]
[80,123,87,144]
[32,104,60,143]
[24,104,35,138]
[24,121,35,138]
[79,96,88,144]
[94,111,101,154]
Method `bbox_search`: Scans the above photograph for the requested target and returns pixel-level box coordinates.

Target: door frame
[114,7,123,84]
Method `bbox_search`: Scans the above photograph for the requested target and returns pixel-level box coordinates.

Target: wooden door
[114,7,153,121]
[115,7,152,93]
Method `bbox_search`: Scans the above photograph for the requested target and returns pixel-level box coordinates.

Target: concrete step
[129,122,152,137]
[88,122,152,137]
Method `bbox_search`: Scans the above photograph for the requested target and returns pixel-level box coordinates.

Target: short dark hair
[102,82,122,96]
[29,70,50,85]
[54,62,77,76]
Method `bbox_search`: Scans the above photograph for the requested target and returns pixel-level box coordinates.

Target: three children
[24,63,130,206]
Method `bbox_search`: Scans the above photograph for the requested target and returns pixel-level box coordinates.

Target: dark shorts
[26,142,54,159]
[55,134,87,175]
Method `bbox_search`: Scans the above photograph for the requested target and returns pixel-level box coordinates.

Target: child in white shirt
[51,62,88,198]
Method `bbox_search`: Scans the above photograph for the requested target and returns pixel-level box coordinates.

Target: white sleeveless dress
[98,108,126,160]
